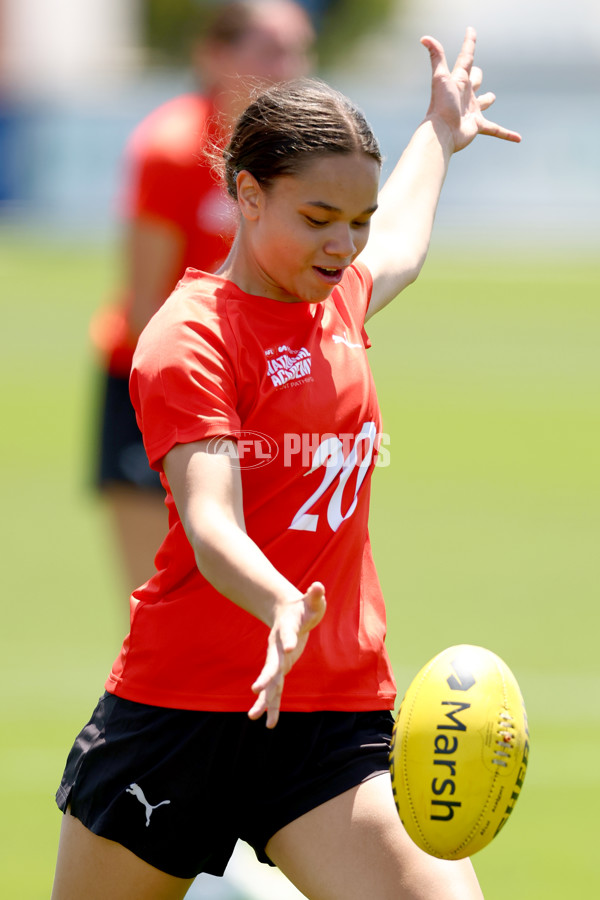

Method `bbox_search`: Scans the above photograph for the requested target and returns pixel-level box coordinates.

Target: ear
[236,170,263,222]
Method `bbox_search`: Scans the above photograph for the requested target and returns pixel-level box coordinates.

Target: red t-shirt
[92,93,237,375]
[105,263,396,712]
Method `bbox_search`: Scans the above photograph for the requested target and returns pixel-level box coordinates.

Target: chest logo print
[266,345,312,387]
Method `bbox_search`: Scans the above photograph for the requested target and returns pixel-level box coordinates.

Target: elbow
[403,263,421,289]
[390,254,425,297]
[405,241,431,286]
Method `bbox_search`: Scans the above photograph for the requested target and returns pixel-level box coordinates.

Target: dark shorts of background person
[56,692,395,879]
[96,371,163,491]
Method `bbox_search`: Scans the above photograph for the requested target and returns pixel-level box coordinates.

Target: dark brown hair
[222,77,382,200]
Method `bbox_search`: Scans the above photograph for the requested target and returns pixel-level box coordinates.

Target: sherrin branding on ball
[389,644,529,860]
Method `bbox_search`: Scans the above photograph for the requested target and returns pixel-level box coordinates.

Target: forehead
[245,4,314,46]
[276,153,380,207]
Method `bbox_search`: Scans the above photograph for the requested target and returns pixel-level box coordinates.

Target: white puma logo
[126,783,171,827]
[332,331,362,349]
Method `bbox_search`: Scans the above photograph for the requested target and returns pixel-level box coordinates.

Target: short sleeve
[124,148,193,230]
[130,294,241,469]
[333,261,374,348]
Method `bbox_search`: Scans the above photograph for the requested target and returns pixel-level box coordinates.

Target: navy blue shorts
[56,693,394,879]
[96,371,163,491]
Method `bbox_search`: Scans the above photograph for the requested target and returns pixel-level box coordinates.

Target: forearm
[163,440,300,626]
[363,117,454,317]
[126,219,185,337]
[163,440,325,726]
[186,505,303,628]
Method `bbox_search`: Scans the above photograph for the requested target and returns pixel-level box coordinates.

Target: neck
[215,234,252,291]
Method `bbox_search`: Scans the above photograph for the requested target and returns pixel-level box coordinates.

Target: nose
[324,224,357,260]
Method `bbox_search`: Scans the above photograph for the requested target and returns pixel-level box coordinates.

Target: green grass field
[1,233,598,898]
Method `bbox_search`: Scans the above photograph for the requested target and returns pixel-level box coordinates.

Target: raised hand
[421,26,521,152]
[248,581,326,728]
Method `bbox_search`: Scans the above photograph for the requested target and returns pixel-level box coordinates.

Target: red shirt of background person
[92,0,315,375]
[91,0,316,594]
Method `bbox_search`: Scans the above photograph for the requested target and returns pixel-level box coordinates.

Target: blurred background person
[90,0,316,595]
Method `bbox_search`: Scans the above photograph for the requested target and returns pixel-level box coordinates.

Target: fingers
[304,581,327,622]
[248,582,327,728]
[279,582,326,652]
[451,28,521,142]
[480,117,522,143]
[420,35,449,79]
[422,26,477,80]
[278,616,300,654]
[248,681,282,728]
[453,25,477,75]
[248,689,281,728]
[477,90,495,112]
[249,641,285,728]
[470,65,483,93]
[250,639,284,697]
[421,26,521,148]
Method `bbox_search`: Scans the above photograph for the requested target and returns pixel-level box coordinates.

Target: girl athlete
[52,28,520,900]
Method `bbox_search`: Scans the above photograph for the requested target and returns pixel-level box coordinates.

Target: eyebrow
[306,201,379,215]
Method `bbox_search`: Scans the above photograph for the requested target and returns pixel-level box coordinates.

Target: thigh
[56,695,241,879]
[51,812,193,900]
[104,485,167,592]
[266,773,484,900]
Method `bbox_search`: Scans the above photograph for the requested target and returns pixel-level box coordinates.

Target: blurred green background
[1,233,598,898]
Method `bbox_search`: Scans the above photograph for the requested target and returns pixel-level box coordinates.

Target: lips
[313,265,345,285]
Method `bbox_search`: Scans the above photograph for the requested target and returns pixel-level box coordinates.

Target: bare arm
[126,219,186,337]
[362,27,521,319]
[163,439,326,727]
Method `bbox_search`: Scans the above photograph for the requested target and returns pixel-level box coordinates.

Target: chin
[300,283,336,304]
[280,286,331,305]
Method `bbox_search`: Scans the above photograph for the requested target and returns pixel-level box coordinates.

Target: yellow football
[389,644,529,859]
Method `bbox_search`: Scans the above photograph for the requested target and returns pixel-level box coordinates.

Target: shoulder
[134,270,236,369]
[130,271,242,463]
[127,94,214,164]
[342,261,373,296]
[331,261,373,321]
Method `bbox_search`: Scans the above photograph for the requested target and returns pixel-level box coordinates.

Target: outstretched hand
[421,26,521,152]
[248,582,326,728]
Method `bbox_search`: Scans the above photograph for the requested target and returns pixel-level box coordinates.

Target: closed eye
[304,215,371,229]
[304,215,329,227]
